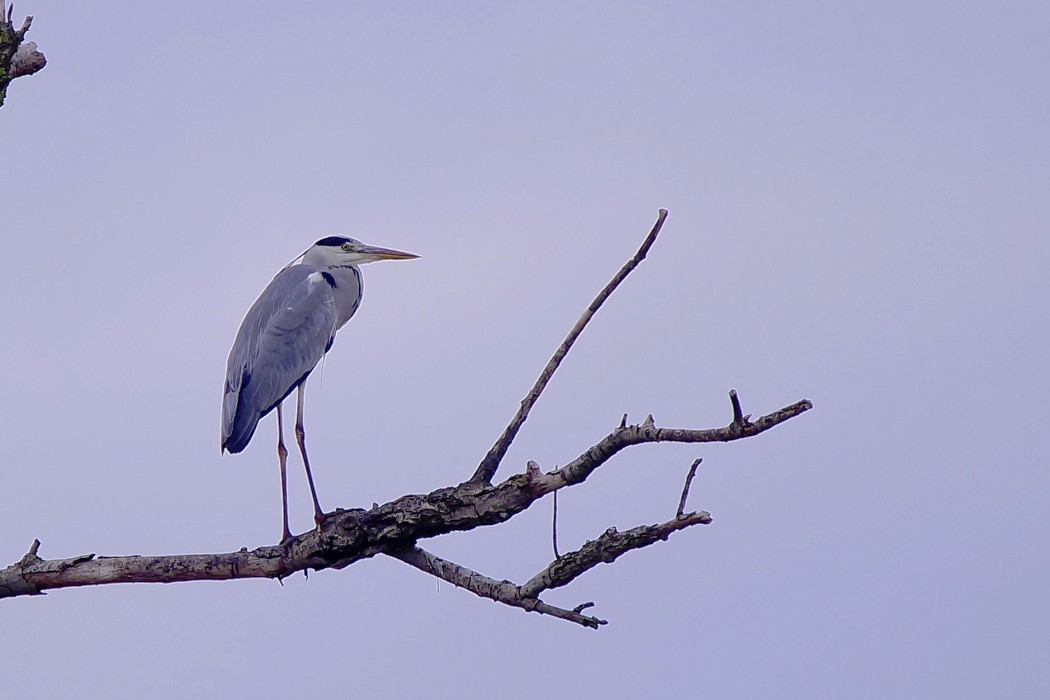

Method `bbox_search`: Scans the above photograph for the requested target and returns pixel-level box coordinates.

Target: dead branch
[472,209,669,484]
[389,545,608,628]
[1,393,808,608]
[0,1,46,107]
[1,210,814,626]
[544,392,812,491]
[518,512,712,599]
[390,499,711,628]
[677,458,702,519]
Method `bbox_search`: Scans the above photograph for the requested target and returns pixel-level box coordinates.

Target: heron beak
[358,245,420,262]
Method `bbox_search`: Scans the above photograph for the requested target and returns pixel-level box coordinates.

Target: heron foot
[314,510,331,529]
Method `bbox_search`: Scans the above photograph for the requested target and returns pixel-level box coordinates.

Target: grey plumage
[221,236,418,540]
[221,264,350,453]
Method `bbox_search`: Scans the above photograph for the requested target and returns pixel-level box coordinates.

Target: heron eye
[341,242,352,252]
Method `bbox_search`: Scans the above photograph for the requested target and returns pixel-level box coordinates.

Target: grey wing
[221,266,338,453]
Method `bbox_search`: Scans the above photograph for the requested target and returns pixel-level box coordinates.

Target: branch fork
[1,210,813,627]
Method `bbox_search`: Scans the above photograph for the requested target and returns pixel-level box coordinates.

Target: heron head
[303,236,419,267]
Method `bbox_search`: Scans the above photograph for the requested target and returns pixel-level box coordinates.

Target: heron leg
[276,402,293,543]
[295,382,326,525]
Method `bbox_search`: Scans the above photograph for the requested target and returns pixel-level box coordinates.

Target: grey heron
[221,236,418,541]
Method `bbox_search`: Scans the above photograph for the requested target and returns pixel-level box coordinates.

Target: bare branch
[676,458,702,518]
[0,205,813,626]
[388,507,711,628]
[0,1,46,107]
[546,397,812,491]
[1,393,810,607]
[0,539,292,598]
[472,209,669,483]
[387,545,607,629]
[520,512,712,598]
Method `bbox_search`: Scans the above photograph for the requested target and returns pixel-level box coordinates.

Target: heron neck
[323,264,364,329]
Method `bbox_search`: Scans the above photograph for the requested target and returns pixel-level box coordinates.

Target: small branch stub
[677,458,702,518]
[729,389,746,426]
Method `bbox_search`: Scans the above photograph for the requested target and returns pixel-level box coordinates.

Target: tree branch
[388,545,608,629]
[0,1,46,107]
[388,508,711,629]
[472,209,669,484]
[1,209,815,626]
[519,512,712,599]
[1,392,809,606]
[544,393,812,491]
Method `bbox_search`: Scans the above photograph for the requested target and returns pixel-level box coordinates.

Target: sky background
[2,2,1048,698]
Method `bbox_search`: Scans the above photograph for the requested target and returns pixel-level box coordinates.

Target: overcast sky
[2,2,1048,698]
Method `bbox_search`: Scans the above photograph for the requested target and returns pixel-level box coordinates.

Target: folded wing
[221,266,338,453]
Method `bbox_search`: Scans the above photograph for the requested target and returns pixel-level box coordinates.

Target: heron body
[221,236,418,541]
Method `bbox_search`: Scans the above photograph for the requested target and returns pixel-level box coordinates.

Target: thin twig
[472,209,669,483]
[552,488,561,559]
[676,458,702,518]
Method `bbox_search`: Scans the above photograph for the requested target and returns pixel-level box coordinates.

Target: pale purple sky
[3,2,1048,698]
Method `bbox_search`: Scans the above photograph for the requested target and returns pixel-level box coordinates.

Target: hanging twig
[552,488,561,559]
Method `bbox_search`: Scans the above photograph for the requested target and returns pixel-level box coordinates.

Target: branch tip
[676,458,703,518]
[729,389,745,425]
